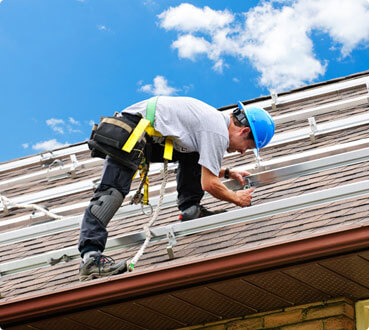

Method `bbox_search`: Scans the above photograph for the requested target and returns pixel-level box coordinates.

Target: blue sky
[0,0,369,162]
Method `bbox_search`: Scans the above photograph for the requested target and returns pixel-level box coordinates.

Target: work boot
[179,204,226,221]
[79,252,127,281]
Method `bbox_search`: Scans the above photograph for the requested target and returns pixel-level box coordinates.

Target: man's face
[227,127,256,154]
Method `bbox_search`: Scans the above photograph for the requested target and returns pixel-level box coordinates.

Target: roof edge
[1,224,369,325]
[218,69,369,111]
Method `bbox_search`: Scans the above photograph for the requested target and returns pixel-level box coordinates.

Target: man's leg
[148,143,204,211]
[142,143,222,222]
[175,152,204,212]
[175,152,226,220]
[78,156,136,280]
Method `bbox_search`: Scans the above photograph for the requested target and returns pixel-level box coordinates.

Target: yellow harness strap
[122,118,151,153]
[163,137,173,161]
[122,97,173,160]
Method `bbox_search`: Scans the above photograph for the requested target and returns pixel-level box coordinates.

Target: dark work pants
[78,142,204,256]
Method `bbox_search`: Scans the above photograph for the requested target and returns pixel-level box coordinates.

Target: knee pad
[90,188,124,227]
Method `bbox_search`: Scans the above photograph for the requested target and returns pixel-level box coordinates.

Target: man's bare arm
[201,167,253,207]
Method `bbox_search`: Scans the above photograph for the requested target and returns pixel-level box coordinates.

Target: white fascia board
[0,193,178,246]
[1,143,369,246]
[269,112,369,147]
[252,138,369,172]
[273,94,369,125]
[222,93,369,124]
[0,162,178,212]
[1,179,368,277]
[168,180,369,238]
[0,201,89,229]
[245,75,369,110]
[0,144,89,174]
[1,179,96,207]
[0,158,103,191]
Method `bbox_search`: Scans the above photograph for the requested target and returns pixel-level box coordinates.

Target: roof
[1,71,369,329]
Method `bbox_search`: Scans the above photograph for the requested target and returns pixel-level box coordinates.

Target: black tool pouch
[88,114,146,171]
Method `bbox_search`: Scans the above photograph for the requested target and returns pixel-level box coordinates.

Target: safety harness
[122,96,173,160]
[88,97,172,270]
[122,97,173,211]
[88,96,173,209]
[120,96,172,271]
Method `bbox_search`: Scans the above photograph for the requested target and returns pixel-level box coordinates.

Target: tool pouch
[88,114,147,171]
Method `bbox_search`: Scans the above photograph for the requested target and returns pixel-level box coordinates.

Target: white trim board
[1,143,368,246]
[1,179,368,277]
[2,92,368,191]
[1,113,368,213]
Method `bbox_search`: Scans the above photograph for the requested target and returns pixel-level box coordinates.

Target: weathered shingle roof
[1,70,369,329]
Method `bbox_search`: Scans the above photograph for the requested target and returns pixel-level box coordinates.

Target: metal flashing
[224,75,369,112]
[274,94,369,125]
[1,139,369,241]
[2,112,368,215]
[0,143,89,174]
[269,112,369,147]
[1,91,368,194]
[1,179,368,277]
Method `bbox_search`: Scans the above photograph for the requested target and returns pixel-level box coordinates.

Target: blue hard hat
[237,102,275,150]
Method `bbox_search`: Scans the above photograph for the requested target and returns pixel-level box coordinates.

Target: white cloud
[159,1,369,91]
[98,25,107,31]
[241,1,327,90]
[22,143,29,149]
[297,0,369,56]
[172,34,210,60]
[69,117,80,125]
[46,118,65,134]
[158,3,233,33]
[143,0,157,7]
[32,139,69,151]
[46,117,84,134]
[139,75,179,95]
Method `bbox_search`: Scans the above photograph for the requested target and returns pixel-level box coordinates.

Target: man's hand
[202,166,254,208]
[229,169,251,187]
[235,188,254,207]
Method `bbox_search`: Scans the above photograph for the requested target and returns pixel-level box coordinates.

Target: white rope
[127,160,169,271]
[0,194,64,220]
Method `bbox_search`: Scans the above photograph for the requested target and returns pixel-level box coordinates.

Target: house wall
[180,298,355,330]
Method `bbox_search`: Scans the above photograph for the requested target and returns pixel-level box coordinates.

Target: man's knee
[90,187,124,227]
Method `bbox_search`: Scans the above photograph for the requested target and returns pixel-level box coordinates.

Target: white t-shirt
[122,96,230,176]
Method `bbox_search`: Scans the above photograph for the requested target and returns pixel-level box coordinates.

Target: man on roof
[78,96,275,281]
